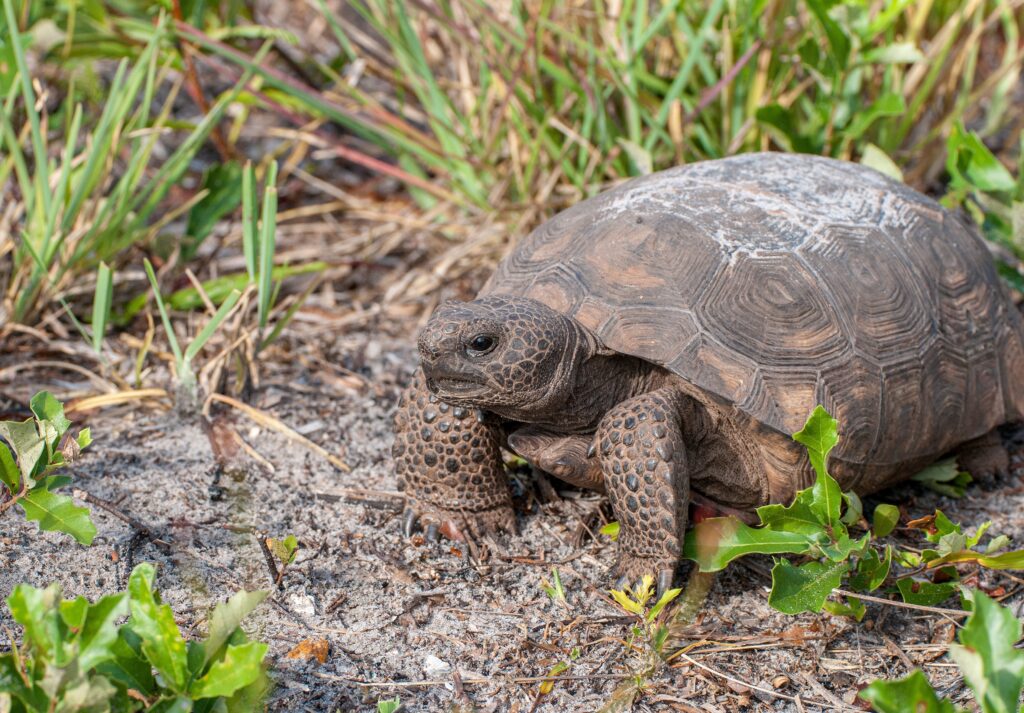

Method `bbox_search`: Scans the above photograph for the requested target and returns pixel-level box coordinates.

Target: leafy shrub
[0,563,269,712]
[0,392,94,545]
[682,406,1024,615]
[861,588,1024,713]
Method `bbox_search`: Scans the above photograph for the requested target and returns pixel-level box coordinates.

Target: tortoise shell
[481,153,1024,476]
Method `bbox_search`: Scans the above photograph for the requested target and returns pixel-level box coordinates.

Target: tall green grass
[20,1,1022,211]
[0,3,267,324]
[219,0,1022,210]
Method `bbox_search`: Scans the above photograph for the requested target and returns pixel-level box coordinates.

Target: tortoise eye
[467,334,497,355]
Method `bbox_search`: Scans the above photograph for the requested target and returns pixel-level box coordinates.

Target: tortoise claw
[402,509,418,537]
[613,575,630,592]
[425,523,440,543]
[657,569,675,599]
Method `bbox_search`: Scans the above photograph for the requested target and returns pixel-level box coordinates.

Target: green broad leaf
[986,535,1011,554]
[30,391,71,449]
[823,594,865,621]
[266,535,299,566]
[6,582,61,658]
[226,667,272,713]
[912,458,972,498]
[896,579,957,607]
[936,531,968,557]
[861,42,925,65]
[872,504,900,538]
[18,488,96,545]
[378,698,402,713]
[948,590,1024,713]
[73,593,129,671]
[819,533,868,562]
[849,545,892,592]
[616,138,653,176]
[841,490,863,526]
[966,521,992,549]
[127,563,189,693]
[1,652,41,708]
[0,441,18,492]
[908,510,961,544]
[859,669,956,713]
[95,633,157,695]
[756,493,824,537]
[76,428,92,450]
[755,104,820,154]
[647,587,682,623]
[189,641,268,699]
[948,123,1017,193]
[61,595,89,631]
[927,548,1024,571]
[202,589,269,667]
[860,143,904,181]
[53,674,117,711]
[183,161,242,260]
[149,696,193,713]
[792,406,842,529]
[0,418,45,485]
[769,559,847,615]
[843,92,905,141]
[599,521,620,541]
[683,517,815,572]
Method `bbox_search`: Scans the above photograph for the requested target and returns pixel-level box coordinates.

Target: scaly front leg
[596,387,689,592]
[393,369,515,540]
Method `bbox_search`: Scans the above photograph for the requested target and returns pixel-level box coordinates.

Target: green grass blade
[257,162,278,330]
[3,0,51,222]
[91,262,113,354]
[143,259,183,369]
[183,290,242,363]
[242,162,257,281]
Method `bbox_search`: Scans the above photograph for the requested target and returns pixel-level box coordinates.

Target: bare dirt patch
[3,328,1023,712]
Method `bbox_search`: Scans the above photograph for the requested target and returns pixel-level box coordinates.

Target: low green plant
[0,391,94,545]
[943,123,1024,291]
[540,567,567,607]
[596,575,683,711]
[0,562,270,711]
[377,697,402,713]
[860,588,1024,713]
[682,406,1024,614]
[143,258,242,401]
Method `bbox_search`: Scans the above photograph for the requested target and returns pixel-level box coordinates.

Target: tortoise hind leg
[955,429,1011,485]
[506,427,604,491]
[595,387,689,587]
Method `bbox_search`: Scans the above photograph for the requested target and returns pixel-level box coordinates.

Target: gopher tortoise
[392,152,1024,587]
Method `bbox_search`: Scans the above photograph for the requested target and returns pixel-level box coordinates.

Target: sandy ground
[3,329,1024,713]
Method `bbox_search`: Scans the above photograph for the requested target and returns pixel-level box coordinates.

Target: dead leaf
[286,638,329,664]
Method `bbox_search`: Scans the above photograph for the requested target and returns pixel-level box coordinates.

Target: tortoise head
[418,296,593,417]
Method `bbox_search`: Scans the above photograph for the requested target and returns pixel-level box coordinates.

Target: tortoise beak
[421,357,487,400]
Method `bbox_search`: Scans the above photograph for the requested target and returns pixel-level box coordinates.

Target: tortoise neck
[557,351,665,433]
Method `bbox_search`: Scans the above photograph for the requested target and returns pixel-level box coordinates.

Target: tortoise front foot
[392,370,515,543]
[597,387,690,595]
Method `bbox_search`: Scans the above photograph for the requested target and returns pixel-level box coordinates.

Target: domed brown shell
[481,153,1024,471]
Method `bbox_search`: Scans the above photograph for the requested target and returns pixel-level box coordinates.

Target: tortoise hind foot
[596,387,690,593]
[955,429,1011,486]
[507,427,604,492]
[393,370,516,542]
